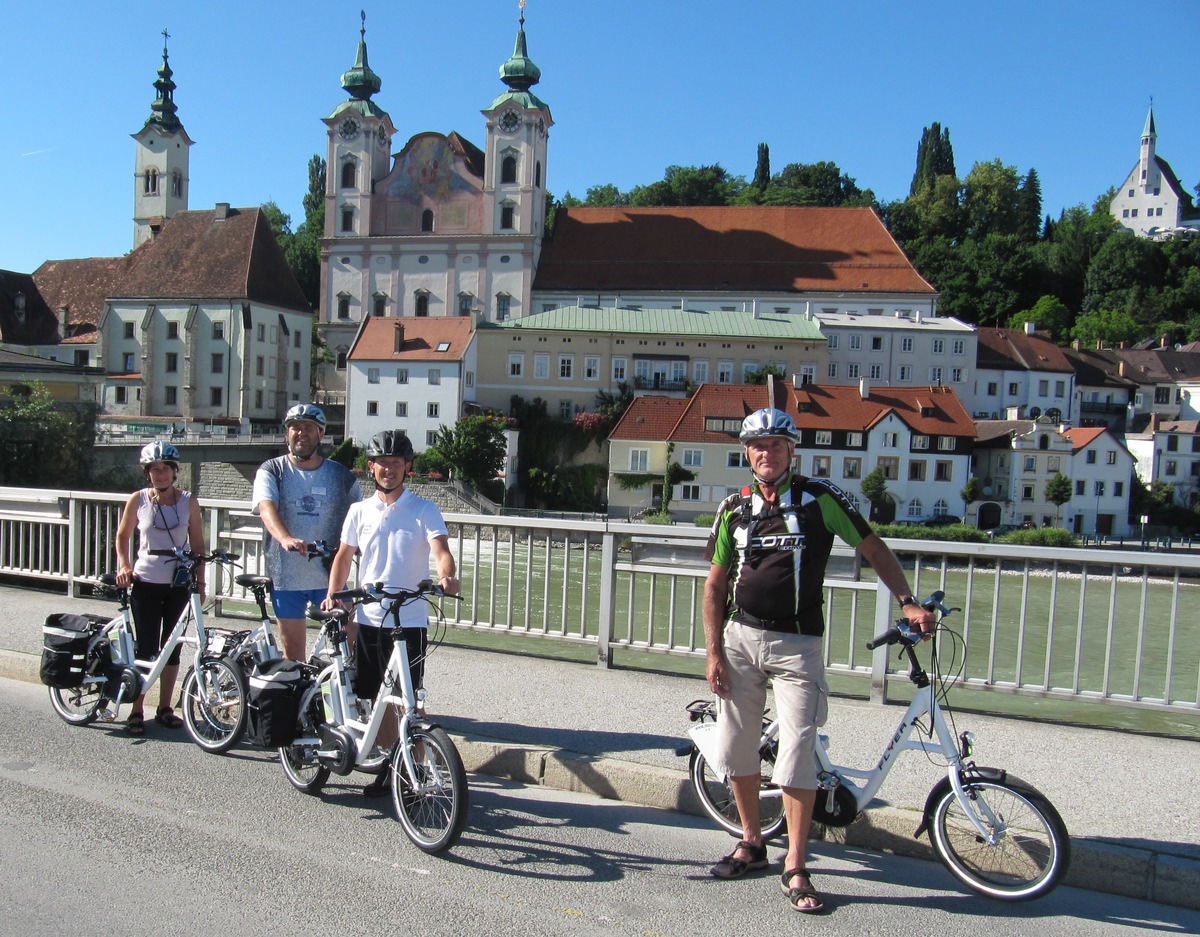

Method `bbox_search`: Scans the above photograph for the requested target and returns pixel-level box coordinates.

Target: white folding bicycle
[683,592,1070,901]
[279,580,469,854]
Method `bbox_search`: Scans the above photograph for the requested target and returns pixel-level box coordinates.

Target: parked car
[922,515,962,527]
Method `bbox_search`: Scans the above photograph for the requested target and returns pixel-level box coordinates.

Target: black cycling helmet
[365,430,414,460]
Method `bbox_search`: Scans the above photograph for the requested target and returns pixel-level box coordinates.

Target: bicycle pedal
[97,707,118,723]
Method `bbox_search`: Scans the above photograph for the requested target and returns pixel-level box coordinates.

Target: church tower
[323,12,396,244]
[1139,103,1161,192]
[482,4,553,253]
[132,32,193,248]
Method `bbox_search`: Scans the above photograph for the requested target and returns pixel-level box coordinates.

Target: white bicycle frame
[689,643,1001,844]
[301,609,435,791]
[98,588,204,712]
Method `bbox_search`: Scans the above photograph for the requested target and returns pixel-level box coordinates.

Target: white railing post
[869,577,894,705]
[596,529,617,668]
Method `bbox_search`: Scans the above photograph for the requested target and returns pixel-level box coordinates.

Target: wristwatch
[898,595,920,610]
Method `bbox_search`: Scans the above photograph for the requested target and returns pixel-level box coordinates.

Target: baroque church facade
[315,14,551,411]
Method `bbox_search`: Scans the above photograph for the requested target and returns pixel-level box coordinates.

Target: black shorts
[353,626,426,701]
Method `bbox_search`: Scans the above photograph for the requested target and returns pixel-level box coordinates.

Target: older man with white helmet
[702,407,933,912]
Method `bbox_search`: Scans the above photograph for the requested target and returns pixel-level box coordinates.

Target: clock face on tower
[376,125,389,148]
[339,116,360,141]
[499,108,521,134]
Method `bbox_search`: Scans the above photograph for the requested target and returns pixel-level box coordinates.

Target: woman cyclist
[114,441,205,736]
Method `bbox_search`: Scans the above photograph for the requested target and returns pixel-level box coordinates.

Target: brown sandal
[710,840,768,878]
[155,707,183,729]
[781,868,825,913]
[126,711,146,736]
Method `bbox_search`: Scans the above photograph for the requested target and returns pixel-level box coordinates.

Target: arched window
[414,291,429,317]
[144,168,159,194]
[501,155,517,184]
[171,170,182,197]
[341,208,354,233]
[341,160,357,189]
[1038,434,1050,450]
[373,293,387,317]
[933,499,949,516]
[500,204,515,230]
[336,346,348,370]
[908,499,923,518]
[421,209,434,232]
[1046,408,1062,423]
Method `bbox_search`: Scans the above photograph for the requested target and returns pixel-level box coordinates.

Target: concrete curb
[5,648,1198,910]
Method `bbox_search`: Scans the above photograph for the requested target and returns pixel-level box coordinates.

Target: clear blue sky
[4,1,1198,274]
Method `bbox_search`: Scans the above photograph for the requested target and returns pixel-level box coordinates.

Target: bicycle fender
[913,765,1008,840]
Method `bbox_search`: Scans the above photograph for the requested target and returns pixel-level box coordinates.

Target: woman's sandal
[781,868,825,913]
[127,711,146,736]
[155,707,183,729]
[710,840,769,879]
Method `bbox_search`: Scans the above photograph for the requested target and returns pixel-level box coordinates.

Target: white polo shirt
[338,488,449,630]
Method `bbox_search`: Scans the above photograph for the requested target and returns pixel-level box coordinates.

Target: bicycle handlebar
[289,539,331,560]
[148,547,241,565]
[865,590,959,650]
[331,579,459,605]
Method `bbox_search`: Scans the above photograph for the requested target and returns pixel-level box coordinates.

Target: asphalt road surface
[1,677,1195,937]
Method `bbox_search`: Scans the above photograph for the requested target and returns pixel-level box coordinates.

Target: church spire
[341,10,382,102]
[498,2,541,94]
[147,29,183,133]
[489,1,549,113]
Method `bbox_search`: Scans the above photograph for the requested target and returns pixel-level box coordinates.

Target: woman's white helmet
[739,408,799,444]
[139,441,181,467]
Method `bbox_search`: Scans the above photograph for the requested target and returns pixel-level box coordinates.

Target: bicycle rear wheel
[280,691,329,793]
[49,682,104,726]
[391,725,468,854]
[181,657,247,754]
[688,748,786,841]
[931,780,1070,900]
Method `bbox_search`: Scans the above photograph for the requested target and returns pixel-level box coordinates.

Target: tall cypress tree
[752,142,770,193]
[910,122,956,196]
[1018,167,1044,242]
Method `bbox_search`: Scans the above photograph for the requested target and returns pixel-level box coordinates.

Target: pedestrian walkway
[3,583,1197,909]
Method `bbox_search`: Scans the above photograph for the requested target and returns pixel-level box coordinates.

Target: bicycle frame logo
[875,716,916,773]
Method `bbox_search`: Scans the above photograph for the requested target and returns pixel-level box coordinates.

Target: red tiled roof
[1061,426,1108,451]
[114,207,310,310]
[29,256,132,343]
[976,328,1074,373]
[347,315,474,361]
[611,382,975,443]
[535,206,935,294]
[24,207,310,346]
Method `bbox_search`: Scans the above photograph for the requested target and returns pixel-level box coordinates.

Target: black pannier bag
[40,613,106,688]
[245,659,307,747]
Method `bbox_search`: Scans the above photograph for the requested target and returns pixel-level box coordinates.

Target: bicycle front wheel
[49,682,104,726]
[688,748,786,841]
[391,725,468,854]
[181,657,247,754]
[931,780,1070,900]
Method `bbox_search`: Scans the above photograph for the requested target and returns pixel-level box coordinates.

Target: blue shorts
[270,588,327,620]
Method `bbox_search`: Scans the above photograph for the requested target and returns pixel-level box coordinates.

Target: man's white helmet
[739,408,799,444]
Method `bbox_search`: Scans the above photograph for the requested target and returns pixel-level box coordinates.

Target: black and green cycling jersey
[705,473,873,636]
